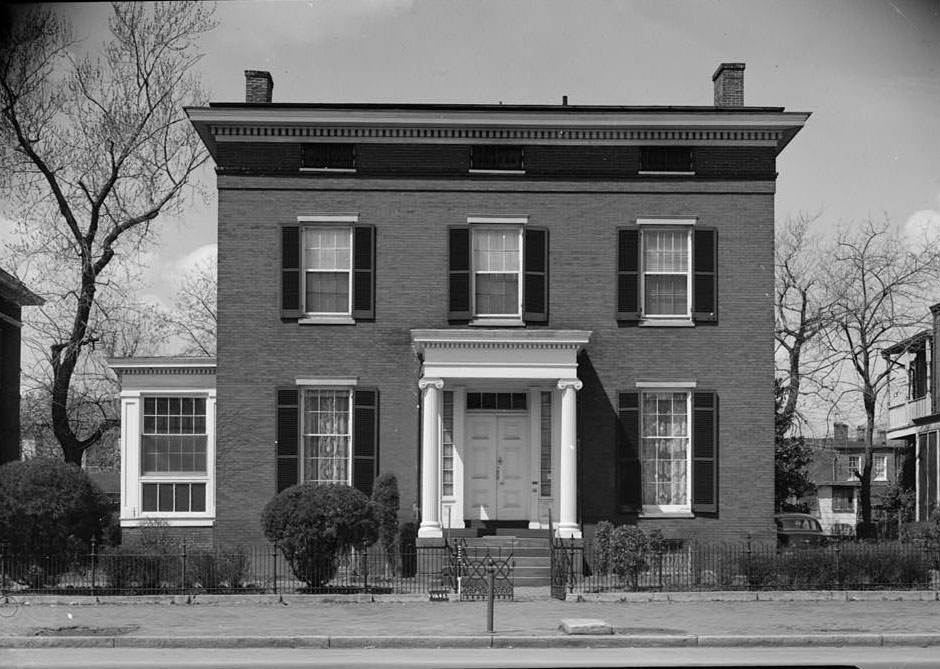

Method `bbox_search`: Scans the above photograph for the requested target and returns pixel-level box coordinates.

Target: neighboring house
[805,422,904,535]
[883,302,940,522]
[113,62,809,549]
[0,267,43,464]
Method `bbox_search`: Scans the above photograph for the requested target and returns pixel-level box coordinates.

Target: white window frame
[120,389,216,527]
[637,386,694,517]
[468,217,526,325]
[300,386,354,486]
[637,218,695,325]
[873,455,888,482]
[298,215,356,323]
[848,455,861,479]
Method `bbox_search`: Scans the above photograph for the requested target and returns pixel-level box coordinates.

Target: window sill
[639,511,694,519]
[299,167,357,173]
[639,319,694,327]
[121,517,215,528]
[468,169,526,175]
[637,171,696,176]
[299,315,356,325]
[469,317,525,327]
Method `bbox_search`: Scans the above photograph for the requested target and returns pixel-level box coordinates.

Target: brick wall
[215,175,776,546]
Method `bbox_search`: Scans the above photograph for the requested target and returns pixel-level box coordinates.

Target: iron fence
[575,538,940,594]
[0,543,450,596]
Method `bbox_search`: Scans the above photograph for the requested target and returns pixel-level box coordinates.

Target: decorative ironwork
[548,510,582,600]
[445,539,514,601]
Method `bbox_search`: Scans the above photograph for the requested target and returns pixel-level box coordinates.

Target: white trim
[122,518,214,528]
[638,512,695,519]
[295,377,358,387]
[299,387,354,486]
[467,216,529,225]
[469,318,525,327]
[120,388,217,397]
[639,319,694,328]
[636,380,697,388]
[297,214,359,223]
[299,316,356,325]
[639,389,693,515]
[470,225,524,320]
[300,224,354,318]
[636,217,698,226]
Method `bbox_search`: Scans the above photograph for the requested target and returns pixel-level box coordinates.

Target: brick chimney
[712,62,745,107]
[833,422,848,442]
[855,424,866,442]
[245,70,273,103]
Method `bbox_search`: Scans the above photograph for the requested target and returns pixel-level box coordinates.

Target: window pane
[644,275,688,316]
[158,484,174,512]
[305,272,350,313]
[442,391,454,497]
[540,391,552,497]
[142,484,157,511]
[191,484,206,512]
[304,228,351,270]
[473,230,520,271]
[175,483,191,512]
[475,274,518,315]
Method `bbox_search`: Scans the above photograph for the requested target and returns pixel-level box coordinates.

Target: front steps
[448,533,553,587]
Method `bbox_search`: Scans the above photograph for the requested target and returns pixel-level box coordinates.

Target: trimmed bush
[0,457,108,556]
[591,522,664,590]
[188,550,250,591]
[399,521,418,578]
[261,483,377,588]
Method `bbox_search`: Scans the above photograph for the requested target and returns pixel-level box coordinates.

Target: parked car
[775,512,827,548]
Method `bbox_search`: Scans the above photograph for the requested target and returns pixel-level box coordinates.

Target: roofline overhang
[186,105,810,160]
[107,357,217,374]
[0,269,44,306]
[881,329,932,357]
[411,329,591,356]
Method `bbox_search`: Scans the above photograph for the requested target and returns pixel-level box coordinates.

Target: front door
[465,413,528,521]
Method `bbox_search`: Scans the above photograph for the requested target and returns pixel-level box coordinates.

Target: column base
[418,523,443,540]
[555,524,582,539]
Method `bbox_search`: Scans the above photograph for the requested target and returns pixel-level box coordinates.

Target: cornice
[411,329,591,354]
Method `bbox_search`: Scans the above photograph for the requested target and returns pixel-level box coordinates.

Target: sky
[9,0,940,430]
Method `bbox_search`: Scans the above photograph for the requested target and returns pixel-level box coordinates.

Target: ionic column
[418,377,445,539]
[557,378,583,539]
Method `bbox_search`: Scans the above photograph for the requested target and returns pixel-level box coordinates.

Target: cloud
[172,243,217,278]
[902,207,940,247]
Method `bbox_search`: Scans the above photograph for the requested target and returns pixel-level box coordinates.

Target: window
[442,391,454,498]
[617,223,716,325]
[470,145,524,172]
[301,143,356,171]
[140,396,210,514]
[640,391,691,512]
[448,222,548,324]
[540,391,552,497]
[466,392,527,410]
[832,487,855,513]
[642,229,691,318]
[303,227,352,315]
[472,227,522,318]
[302,388,352,485]
[848,455,860,479]
[640,147,694,173]
[873,455,888,482]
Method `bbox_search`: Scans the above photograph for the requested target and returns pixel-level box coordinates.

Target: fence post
[90,539,97,597]
[0,543,5,599]
[745,533,752,591]
[833,540,841,590]
[272,542,278,595]
[486,557,496,633]
[362,542,369,594]
[181,541,187,594]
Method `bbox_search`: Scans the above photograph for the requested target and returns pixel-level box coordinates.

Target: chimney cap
[712,62,745,81]
[244,69,273,81]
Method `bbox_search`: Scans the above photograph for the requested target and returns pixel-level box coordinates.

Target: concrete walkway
[0,591,938,649]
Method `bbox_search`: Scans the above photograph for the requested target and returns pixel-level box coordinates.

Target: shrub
[0,457,108,556]
[591,523,664,590]
[371,472,400,575]
[99,522,183,592]
[399,521,418,578]
[261,483,377,588]
[188,550,250,591]
[591,520,614,575]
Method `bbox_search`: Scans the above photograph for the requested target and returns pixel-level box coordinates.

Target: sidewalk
[1,590,938,649]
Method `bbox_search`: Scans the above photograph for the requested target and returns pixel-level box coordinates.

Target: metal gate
[446,539,514,601]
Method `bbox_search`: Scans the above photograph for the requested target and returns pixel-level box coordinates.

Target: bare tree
[166,251,216,356]
[822,217,940,534]
[774,213,839,436]
[0,3,215,464]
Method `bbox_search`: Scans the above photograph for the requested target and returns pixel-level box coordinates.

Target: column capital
[557,378,583,392]
[418,377,445,391]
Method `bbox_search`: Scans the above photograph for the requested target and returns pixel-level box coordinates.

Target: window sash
[640,391,691,511]
[302,388,352,485]
[141,396,208,475]
[873,456,888,481]
[540,391,552,498]
[472,227,522,317]
[141,482,207,513]
[442,391,454,498]
[641,229,691,318]
[302,227,352,315]
[832,488,855,512]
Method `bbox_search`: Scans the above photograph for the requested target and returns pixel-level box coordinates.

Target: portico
[411,329,591,540]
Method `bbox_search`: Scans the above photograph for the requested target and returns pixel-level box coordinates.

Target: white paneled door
[465,413,529,521]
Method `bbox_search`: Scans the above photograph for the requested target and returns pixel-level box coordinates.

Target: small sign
[429,589,449,602]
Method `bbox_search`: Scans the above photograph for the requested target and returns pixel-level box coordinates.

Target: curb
[3,633,940,649]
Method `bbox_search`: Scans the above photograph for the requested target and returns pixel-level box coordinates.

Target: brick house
[805,423,906,535]
[113,63,808,549]
[883,301,940,522]
[0,267,43,464]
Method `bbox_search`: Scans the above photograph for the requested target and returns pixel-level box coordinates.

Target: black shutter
[523,227,548,323]
[616,229,640,322]
[448,227,471,321]
[693,228,717,323]
[692,391,718,513]
[275,387,299,493]
[352,225,375,320]
[352,389,378,496]
[616,392,641,512]
[281,226,301,319]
